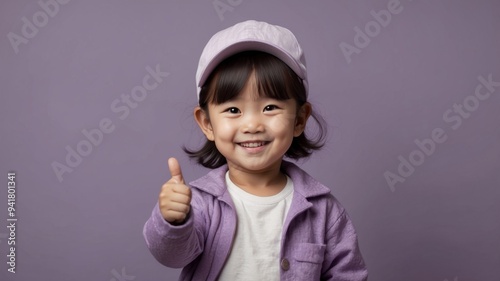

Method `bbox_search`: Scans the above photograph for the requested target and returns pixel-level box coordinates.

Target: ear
[293,102,312,137]
[194,106,215,141]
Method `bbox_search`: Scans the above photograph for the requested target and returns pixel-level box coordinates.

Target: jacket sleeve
[321,209,368,281]
[142,198,206,268]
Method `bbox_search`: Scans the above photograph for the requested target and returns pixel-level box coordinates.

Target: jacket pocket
[291,243,326,279]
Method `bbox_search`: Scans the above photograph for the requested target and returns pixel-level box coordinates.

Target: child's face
[195,73,310,174]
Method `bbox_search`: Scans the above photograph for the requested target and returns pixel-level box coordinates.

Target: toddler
[143,20,368,281]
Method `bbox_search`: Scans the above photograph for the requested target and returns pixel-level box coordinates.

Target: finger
[164,210,189,223]
[168,157,184,184]
[172,184,191,197]
[168,192,191,205]
[164,201,190,214]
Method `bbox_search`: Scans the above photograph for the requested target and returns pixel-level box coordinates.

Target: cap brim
[198,40,305,88]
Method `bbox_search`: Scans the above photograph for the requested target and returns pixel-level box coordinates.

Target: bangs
[199,51,306,107]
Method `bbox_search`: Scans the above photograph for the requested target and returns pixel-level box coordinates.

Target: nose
[240,112,264,134]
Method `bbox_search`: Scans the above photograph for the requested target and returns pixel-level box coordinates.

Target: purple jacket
[143,161,368,280]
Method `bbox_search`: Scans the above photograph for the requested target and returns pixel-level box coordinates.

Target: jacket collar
[189,160,331,199]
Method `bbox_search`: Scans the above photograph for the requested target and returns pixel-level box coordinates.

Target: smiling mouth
[238,141,268,148]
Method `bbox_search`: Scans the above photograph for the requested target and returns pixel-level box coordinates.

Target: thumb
[168,157,184,184]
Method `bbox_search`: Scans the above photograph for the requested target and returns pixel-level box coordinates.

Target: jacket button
[281,258,290,271]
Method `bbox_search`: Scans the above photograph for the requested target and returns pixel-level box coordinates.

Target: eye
[225,107,240,114]
[264,105,279,111]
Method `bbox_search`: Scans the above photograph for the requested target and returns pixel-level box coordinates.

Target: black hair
[184,51,327,168]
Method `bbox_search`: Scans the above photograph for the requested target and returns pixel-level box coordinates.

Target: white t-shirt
[218,172,294,281]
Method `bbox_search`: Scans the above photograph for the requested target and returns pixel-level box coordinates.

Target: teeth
[240,142,265,148]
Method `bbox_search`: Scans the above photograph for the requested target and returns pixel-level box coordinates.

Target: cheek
[269,117,296,138]
[211,120,237,140]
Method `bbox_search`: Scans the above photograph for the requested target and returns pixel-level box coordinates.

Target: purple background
[1,0,499,280]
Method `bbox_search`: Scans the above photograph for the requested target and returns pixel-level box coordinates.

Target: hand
[159,157,192,224]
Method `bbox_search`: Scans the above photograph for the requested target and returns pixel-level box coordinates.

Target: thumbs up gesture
[159,158,192,224]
